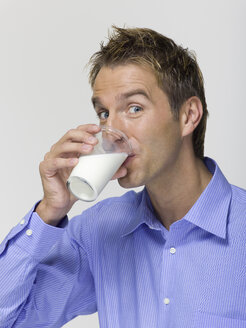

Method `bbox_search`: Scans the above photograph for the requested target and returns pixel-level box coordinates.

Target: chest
[92,226,246,327]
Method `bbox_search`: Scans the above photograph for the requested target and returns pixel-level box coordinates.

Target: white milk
[67,152,128,201]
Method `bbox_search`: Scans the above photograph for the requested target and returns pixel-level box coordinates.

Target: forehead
[92,64,159,96]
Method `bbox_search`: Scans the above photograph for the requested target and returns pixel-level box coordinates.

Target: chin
[117,172,144,189]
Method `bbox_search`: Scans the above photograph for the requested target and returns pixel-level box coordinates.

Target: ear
[180,96,203,137]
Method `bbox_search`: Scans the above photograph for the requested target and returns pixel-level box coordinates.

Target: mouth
[122,154,136,166]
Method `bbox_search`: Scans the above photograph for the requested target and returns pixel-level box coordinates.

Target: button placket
[159,233,179,319]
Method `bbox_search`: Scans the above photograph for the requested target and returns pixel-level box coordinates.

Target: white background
[0,0,245,327]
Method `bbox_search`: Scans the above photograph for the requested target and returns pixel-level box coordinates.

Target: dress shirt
[0,157,246,328]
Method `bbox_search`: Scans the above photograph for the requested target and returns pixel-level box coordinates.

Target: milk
[67,152,128,201]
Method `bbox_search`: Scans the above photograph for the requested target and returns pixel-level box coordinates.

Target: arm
[0,124,101,327]
[0,206,97,327]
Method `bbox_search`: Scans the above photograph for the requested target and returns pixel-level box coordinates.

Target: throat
[146,158,213,230]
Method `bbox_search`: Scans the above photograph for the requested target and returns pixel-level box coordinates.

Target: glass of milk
[67,126,132,201]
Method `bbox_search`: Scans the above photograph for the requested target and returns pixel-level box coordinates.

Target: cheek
[126,111,181,155]
[143,122,181,160]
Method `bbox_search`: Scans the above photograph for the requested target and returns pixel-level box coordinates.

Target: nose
[104,112,128,136]
[101,111,133,155]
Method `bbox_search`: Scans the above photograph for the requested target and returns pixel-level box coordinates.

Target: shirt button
[170,247,176,254]
[26,229,33,236]
[163,298,170,305]
[20,219,25,225]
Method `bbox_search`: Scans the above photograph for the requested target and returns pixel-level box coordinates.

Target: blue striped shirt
[1,157,246,327]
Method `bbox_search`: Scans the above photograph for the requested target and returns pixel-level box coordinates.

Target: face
[92,64,182,189]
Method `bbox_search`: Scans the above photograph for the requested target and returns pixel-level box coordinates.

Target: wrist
[35,200,67,226]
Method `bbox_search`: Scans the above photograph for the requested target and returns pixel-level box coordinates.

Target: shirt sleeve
[0,203,97,328]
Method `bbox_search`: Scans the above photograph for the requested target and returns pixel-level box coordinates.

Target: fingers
[41,124,101,178]
[77,124,101,133]
[40,157,79,178]
[60,124,100,143]
[46,124,101,160]
[50,141,94,158]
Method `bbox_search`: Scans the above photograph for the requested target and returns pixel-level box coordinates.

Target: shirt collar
[121,157,232,239]
[121,188,161,237]
[180,157,232,239]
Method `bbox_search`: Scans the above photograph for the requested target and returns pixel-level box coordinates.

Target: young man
[1,27,246,327]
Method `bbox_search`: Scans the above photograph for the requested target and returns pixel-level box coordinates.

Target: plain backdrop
[0,0,246,327]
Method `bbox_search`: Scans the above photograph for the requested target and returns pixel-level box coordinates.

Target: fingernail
[88,136,97,143]
[70,158,78,164]
[82,144,92,150]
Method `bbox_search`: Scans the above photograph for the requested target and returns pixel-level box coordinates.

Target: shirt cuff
[16,212,68,261]
[0,202,68,262]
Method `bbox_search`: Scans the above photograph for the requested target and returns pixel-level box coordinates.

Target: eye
[128,105,143,114]
[97,111,109,120]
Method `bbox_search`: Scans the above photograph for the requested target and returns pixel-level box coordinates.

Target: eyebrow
[91,88,151,108]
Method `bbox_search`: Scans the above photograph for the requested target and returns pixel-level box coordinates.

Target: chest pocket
[193,312,246,328]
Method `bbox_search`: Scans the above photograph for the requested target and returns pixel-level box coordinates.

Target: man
[0,26,246,327]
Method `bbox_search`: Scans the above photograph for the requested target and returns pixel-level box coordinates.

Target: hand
[36,124,100,226]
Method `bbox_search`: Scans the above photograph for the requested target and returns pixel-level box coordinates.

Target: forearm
[0,207,67,326]
[0,242,38,326]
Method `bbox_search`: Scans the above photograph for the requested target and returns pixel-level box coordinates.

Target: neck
[146,152,212,230]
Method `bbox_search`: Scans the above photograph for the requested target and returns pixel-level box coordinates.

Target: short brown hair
[89,26,208,159]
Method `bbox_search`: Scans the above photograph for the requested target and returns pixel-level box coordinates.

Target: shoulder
[85,189,142,220]
[67,189,143,247]
[230,184,246,220]
[227,184,246,240]
[231,184,246,204]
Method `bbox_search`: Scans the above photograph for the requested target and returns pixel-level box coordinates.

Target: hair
[89,26,208,159]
